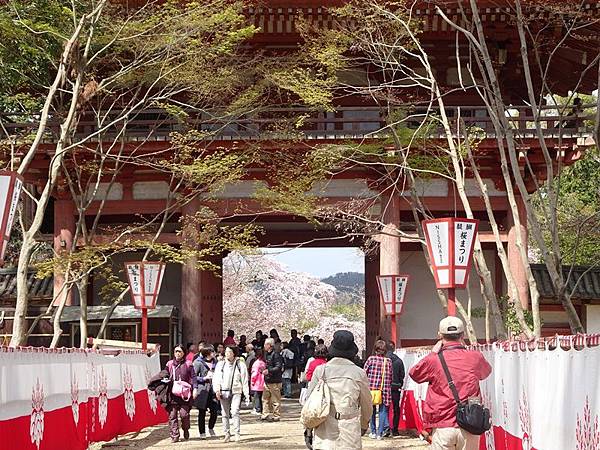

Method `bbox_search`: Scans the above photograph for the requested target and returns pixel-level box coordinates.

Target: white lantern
[377,274,410,316]
[124,261,166,309]
[421,218,479,289]
[0,171,23,264]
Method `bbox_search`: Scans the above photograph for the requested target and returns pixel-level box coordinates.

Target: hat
[328,330,359,359]
[439,316,465,335]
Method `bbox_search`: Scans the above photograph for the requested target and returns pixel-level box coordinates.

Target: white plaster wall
[397,249,497,341]
[585,305,600,333]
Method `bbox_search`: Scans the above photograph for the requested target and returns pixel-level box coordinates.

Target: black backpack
[438,349,491,435]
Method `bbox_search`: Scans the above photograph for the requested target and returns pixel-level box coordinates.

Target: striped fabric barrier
[397,334,600,450]
[0,347,168,450]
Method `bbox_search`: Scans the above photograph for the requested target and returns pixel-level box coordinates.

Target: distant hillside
[322,272,364,306]
[321,272,364,291]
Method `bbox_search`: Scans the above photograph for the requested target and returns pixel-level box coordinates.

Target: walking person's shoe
[233,434,241,442]
[376,435,384,440]
[368,432,376,439]
[223,433,231,443]
[208,429,216,437]
[260,415,270,421]
[183,429,190,440]
[171,436,179,443]
[391,430,400,437]
[198,433,206,439]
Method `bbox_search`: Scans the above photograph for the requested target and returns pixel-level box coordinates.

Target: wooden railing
[0,105,595,143]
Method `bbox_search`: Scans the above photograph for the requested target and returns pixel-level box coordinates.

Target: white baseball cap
[439,316,465,334]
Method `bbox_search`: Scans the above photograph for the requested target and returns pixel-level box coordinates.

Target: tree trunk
[9,236,35,346]
[78,277,89,348]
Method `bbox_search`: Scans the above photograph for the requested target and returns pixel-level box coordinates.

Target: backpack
[300,366,331,429]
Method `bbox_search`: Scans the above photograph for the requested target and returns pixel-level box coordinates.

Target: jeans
[370,404,388,437]
[220,393,242,436]
[391,389,402,432]
[253,390,263,413]
[198,407,217,434]
[282,377,292,397]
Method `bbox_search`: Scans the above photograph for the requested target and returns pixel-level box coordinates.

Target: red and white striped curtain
[398,335,600,450]
[0,347,168,450]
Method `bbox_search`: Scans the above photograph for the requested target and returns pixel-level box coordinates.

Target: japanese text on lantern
[425,222,449,266]
[454,221,476,267]
[394,276,408,314]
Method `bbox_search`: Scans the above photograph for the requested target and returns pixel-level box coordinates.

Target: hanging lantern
[421,217,479,289]
[376,274,410,316]
[124,261,166,309]
[0,171,24,264]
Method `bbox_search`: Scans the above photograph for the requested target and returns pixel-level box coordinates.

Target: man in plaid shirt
[363,340,393,440]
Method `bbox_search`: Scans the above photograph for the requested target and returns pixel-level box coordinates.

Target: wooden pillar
[53,197,75,306]
[364,251,380,356]
[379,194,401,341]
[181,198,223,345]
[507,197,529,309]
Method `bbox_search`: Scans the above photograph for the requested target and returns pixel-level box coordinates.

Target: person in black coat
[261,338,284,421]
[193,346,219,439]
[386,341,406,436]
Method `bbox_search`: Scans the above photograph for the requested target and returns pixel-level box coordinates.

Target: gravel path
[92,399,427,450]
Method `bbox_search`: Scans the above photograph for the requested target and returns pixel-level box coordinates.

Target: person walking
[409,316,492,450]
[305,343,328,382]
[224,329,237,346]
[193,346,219,439]
[250,348,266,415]
[281,341,295,398]
[386,340,405,437]
[213,347,250,442]
[261,337,284,421]
[238,335,248,356]
[165,345,194,443]
[364,339,392,440]
[185,342,197,364]
[306,330,372,450]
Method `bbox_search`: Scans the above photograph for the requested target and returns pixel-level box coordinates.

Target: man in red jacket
[409,316,491,450]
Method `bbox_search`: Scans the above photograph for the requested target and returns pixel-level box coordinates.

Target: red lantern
[421,218,479,315]
[376,274,410,344]
[124,261,166,349]
[0,171,24,264]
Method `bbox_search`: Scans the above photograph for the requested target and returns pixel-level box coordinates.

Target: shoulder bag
[169,362,192,401]
[300,366,331,429]
[438,349,491,435]
[370,357,386,405]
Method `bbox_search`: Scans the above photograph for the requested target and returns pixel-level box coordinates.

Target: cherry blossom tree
[223,251,338,339]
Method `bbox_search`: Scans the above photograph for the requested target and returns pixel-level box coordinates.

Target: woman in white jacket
[213,346,250,442]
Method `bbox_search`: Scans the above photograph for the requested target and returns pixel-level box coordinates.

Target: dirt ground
[91,399,428,450]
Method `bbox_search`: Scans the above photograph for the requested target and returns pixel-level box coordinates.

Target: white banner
[399,336,600,450]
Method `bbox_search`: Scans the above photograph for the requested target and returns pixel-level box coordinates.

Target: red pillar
[53,197,75,306]
[181,198,224,345]
[364,251,380,356]
[379,194,401,342]
[508,196,529,310]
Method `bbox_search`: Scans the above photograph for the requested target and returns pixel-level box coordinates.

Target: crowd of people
[149,318,492,450]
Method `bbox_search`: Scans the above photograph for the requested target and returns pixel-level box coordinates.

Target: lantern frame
[0,171,24,264]
[421,217,479,289]
[376,274,410,317]
[124,261,166,310]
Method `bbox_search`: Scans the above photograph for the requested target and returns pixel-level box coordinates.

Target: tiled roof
[0,268,53,299]
[531,264,600,301]
[59,305,177,322]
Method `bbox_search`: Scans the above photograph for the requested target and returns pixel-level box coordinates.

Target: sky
[261,247,364,279]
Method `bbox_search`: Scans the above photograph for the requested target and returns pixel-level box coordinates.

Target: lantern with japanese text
[0,171,24,264]
[377,274,410,343]
[421,218,479,315]
[124,261,166,349]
